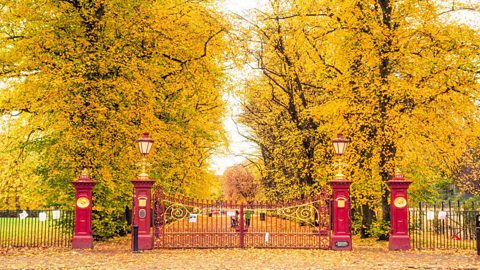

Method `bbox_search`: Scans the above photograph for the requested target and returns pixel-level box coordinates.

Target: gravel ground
[1,238,479,270]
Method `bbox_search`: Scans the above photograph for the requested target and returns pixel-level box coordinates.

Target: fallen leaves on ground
[1,237,479,270]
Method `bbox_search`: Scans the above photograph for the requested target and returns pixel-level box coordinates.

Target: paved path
[1,239,479,269]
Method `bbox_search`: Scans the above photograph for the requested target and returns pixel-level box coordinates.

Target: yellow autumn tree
[0,114,44,209]
[234,0,335,201]
[223,164,260,203]
[0,0,229,237]
[452,140,480,197]
[236,0,480,238]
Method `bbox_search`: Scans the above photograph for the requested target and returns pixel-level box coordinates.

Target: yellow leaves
[236,0,480,207]
[0,1,229,236]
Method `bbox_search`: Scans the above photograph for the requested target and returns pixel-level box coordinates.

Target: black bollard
[476,214,480,256]
[133,224,139,253]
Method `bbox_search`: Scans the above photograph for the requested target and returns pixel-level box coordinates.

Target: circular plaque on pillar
[139,209,146,219]
[76,197,90,208]
[394,197,407,208]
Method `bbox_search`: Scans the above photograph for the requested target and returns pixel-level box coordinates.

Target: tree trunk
[360,204,375,238]
[379,187,390,240]
[378,143,395,240]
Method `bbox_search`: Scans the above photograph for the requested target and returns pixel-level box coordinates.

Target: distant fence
[409,201,479,250]
[0,209,75,248]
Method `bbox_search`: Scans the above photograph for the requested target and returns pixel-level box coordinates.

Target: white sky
[219,0,264,12]
[208,0,264,176]
[208,0,480,175]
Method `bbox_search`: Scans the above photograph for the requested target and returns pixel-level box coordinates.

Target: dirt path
[1,238,479,269]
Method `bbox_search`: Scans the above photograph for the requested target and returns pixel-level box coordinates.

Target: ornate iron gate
[153,190,331,249]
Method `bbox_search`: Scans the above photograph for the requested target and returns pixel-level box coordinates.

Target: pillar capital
[73,170,96,187]
[329,178,352,187]
[387,173,412,187]
[131,178,155,188]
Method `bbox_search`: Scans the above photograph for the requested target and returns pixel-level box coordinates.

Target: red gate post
[329,133,352,250]
[131,177,155,250]
[72,169,96,249]
[388,169,412,250]
[329,176,353,251]
[131,132,155,250]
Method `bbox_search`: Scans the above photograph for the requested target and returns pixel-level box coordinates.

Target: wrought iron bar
[409,201,479,250]
[152,190,332,249]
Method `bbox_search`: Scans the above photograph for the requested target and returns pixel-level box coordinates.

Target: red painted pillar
[329,177,352,250]
[388,171,412,250]
[72,169,96,249]
[131,177,155,250]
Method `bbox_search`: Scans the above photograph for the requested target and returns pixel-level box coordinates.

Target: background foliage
[0,0,229,238]
[1,0,480,240]
[235,0,480,238]
[222,164,261,203]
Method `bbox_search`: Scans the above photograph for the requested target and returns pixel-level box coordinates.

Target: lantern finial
[136,132,154,179]
[137,132,154,156]
[332,133,349,179]
[80,168,90,178]
[332,133,349,156]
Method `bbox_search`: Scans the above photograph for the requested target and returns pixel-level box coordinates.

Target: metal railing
[153,190,332,249]
[0,209,74,248]
[409,201,479,250]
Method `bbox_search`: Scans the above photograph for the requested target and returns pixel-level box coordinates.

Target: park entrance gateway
[152,189,332,249]
[128,133,354,250]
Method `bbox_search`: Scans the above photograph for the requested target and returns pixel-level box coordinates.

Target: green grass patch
[0,215,74,248]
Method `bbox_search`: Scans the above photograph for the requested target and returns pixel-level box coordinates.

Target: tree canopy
[0,0,229,238]
[1,0,480,240]
[236,0,480,237]
[222,164,260,203]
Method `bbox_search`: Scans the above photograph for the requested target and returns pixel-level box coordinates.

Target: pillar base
[134,234,154,250]
[331,234,352,251]
[72,235,94,249]
[389,234,410,250]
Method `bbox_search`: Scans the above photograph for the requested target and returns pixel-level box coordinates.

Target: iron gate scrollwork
[153,189,331,249]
